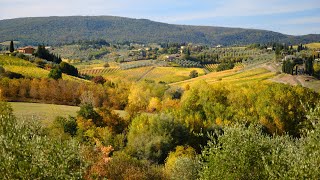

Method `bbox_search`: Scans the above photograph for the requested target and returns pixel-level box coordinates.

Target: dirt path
[271,74,301,85]
[137,66,156,81]
[271,73,320,92]
[261,63,279,72]
[203,68,211,74]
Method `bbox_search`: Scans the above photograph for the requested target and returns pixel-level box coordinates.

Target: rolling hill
[0,16,319,46]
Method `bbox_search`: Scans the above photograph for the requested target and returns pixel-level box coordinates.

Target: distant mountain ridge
[0,16,319,46]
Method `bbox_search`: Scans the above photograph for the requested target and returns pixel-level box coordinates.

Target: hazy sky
[1,0,320,35]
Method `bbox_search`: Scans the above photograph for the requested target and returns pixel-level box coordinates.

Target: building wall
[18,47,35,54]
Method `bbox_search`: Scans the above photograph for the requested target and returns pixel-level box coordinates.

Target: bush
[101,152,166,180]
[53,116,78,137]
[189,70,198,78]
[2,71,24,79]
[199,119,320,180]
[59,62,78,77]
[48,68,62,79]
[165,146,200,180]
[91,76,106,84]
[34,58,47,68]
[77,103,101,125]
[16,53,30,61]
[200,125,270,180]
[216,62,235,71]
[98,107,128,134]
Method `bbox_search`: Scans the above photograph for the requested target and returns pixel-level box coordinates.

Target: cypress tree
[9,40,14,53]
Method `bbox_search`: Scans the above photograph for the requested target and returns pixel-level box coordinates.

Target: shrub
[91,76,106,84]
[165,146,200,180]
[54,116,78,137]
[102,152,166,180]
[59,62,78,77]
[189,70,198,78]
[48,68,62,80]
[216,62,235,71]
[34,58,47,68]
[199,118,320,180]
[77,103,101,125]
[2,71,24,79]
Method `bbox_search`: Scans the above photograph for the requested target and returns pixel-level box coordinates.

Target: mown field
[10,102,80,124]
[10,102,128,124]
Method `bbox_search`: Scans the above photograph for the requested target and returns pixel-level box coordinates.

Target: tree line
[1,79,320,179]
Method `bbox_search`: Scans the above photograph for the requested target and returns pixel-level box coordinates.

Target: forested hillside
[0,16,319,45]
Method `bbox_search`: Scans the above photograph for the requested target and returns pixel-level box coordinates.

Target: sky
[1,0,320,35]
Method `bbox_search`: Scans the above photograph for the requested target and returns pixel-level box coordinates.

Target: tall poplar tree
[9,40,14,53]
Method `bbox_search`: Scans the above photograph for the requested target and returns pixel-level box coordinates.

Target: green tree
[165,146,199,180]
[282,60,294,74]
[305,57,314,76]
[59,62,78,76]
[77,103,100,121]
[314,63,320,79]
[101,152,165,180]
[53,116,78,137]
[48,68,62,80]
[127,114,190,163]
[9,40,14,53]
[216,62,235,71]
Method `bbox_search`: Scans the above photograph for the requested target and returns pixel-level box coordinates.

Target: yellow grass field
[104,66,153,81]
[10,102,80,124]
[0,55,88,82]
[10,102,128,124]
[305,43,320,49]
[4,65,49,78]
[170,67,276,87]
[102,66,205,83]
[141,67,205,83]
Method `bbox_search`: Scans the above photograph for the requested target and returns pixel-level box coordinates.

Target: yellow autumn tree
[147,97,161,112]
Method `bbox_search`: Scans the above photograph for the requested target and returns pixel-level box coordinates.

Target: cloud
[0,0,319,35]
[283,17,320,25]
[0,0,129,19]
[159,0,320,23]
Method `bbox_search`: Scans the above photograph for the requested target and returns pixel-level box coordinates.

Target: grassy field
[0,55,35,66]
[10,102,129,125]
[141,67,205,83]
[10,102,80,125]
[74,60,112,70]
[101,66,206,83]
[0,55,88,82]
[170,67,276,87]
[0,55,50,78]
[104,66,153,81]
[4,65,50,78]
[305,43,320,49]
[0,41,20,46]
